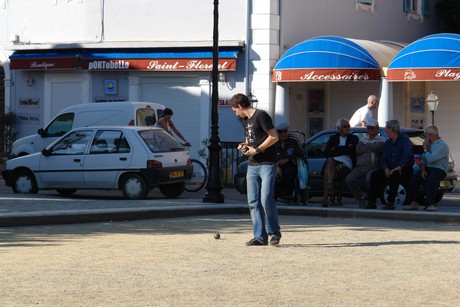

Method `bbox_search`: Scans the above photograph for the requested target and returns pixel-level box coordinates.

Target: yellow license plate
[169,170,184,178]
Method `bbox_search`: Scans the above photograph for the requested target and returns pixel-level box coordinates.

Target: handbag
[297,158,308,190]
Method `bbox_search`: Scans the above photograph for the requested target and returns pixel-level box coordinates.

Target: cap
[276,122,289,131]
[365,118,379,127]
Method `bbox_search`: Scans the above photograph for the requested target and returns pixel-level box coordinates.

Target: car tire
[12,170,38,194]
[56,189,77,195]
[121,173,148,200]
[380,181,410,207]
[159,182,185,198]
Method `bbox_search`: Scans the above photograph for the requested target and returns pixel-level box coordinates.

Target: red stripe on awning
[81,58,237,71]
[272,68,382,82]
[10,57,79,70]
[387,68,460,81]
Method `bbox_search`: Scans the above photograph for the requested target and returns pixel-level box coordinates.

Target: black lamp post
[426,91,439,125]
[203,0,224,203]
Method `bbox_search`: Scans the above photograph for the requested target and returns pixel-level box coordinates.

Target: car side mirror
[38,128,45,137]
[42,148,51,157]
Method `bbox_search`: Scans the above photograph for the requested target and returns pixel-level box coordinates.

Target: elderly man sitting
[322,118,359,207]
[346,119,385,208]
[404,125,450,211]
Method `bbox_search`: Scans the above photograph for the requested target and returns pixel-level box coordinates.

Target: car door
[306,131,335,193]
[38,129,92,188]
[83,129,133,188]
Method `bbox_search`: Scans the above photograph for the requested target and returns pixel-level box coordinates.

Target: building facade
[2,0,455,168]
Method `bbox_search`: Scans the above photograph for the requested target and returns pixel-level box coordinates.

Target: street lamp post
[203,0,224,203]
[426,91,439,125]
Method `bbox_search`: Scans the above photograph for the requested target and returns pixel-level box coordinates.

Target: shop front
[272,36,404,135]
[387,33,460,173]
[8,47,243,159]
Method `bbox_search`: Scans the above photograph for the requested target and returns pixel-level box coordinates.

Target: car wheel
[159,182,185,198]
[12,170,38,194]
[56,189,77,195]
[380,181,410,207]
[121,174,148,200]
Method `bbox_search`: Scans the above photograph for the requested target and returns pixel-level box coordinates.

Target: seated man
[365,119,413,210]
[274,123,304,201]
[404,125,450,211]
[345,119,385,208]
[322,118,359,207]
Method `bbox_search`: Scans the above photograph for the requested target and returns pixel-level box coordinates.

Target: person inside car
[322,118,359,207]
[345,119,385,208]
[274,122,305,202]
[404,125,450,212]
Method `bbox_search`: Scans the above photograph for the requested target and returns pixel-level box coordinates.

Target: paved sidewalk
[1,175,460,226]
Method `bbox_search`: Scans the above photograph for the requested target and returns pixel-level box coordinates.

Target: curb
[2,203,460,227]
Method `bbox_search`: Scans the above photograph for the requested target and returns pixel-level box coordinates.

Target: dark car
[234,127,457,207]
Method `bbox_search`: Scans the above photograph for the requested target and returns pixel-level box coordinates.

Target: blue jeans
[246,163,281,243]
[409,167,446,206]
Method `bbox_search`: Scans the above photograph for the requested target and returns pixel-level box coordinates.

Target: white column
[274,83,288,126]
[378,77,393,126]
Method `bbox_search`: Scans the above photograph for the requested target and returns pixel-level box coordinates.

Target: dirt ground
[1,214,460,306]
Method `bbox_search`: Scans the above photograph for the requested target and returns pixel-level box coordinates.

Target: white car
[2,126,193,200]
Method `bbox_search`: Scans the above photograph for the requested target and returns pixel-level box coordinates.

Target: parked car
[234,127,457,207]
[11,101,165,158]
[2,126,193,200]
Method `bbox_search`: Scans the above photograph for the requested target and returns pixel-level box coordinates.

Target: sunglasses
[277,129,288,133]
[367,126,377,130]
[341,125,350,129]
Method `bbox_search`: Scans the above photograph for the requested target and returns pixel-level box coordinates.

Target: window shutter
[422,0,430,16]
[403,0,411,12]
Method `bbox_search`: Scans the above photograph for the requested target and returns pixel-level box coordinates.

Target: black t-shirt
[243,109,277,164]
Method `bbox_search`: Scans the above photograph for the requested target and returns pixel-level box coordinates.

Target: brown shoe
[383,202,395,210]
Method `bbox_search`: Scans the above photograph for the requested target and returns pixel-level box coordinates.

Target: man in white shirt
[349,95,379,127]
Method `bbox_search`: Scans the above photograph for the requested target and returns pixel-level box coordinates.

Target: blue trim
[10,52,79,59]
[82,48,240,59]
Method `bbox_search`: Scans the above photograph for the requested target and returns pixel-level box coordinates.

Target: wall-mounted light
[218,72,226,84]
[26,75,35,87]
[426,91,439,125]
[248,92,258,107]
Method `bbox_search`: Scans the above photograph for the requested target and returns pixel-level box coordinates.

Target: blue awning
[81,48,239,71]
[387,33,460,81]
[273,36,402,82]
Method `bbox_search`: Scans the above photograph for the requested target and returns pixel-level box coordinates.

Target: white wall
[279,0,440,52]
[1,0,247,46]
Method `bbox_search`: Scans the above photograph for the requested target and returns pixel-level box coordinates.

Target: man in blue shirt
[364,119,413,210]
[404,125,450,211]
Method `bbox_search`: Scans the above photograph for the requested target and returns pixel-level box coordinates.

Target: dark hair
[229,93,251,109]
[163,108,173,116]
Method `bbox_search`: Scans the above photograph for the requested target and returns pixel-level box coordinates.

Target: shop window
[403,0,430,22]
[356,0,374,13]
[307,89,325,137]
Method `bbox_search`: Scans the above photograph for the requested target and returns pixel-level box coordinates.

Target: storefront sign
[388,68,460,81]
[273,68,382,82]
[218,98,231,107]
[82,58,237,71]
[10,58,79,70]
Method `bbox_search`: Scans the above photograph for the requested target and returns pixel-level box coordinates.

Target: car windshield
[139,129,185,153]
